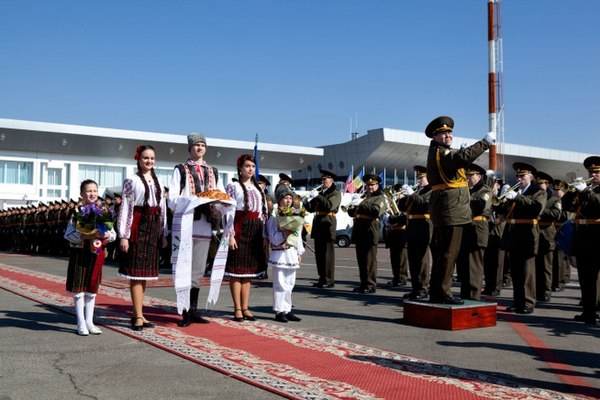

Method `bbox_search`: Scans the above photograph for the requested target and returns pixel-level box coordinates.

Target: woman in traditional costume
[65,179,116,336]
[117,145,168,331]
[225,154,267,321]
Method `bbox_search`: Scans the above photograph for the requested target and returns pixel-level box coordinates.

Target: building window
[47,168,62,185]
[79,165,125,188]
[0,161,33,184]
[154,168,172,188]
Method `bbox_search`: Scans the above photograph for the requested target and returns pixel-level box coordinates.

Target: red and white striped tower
[487,0,504,175]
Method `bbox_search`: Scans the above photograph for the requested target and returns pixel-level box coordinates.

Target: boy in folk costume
[168,133,224,326]
[266,186,304,323]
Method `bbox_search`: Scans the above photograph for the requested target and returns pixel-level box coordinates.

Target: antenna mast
[488,0,504,175]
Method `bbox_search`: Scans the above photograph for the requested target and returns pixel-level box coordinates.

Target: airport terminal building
[0,117,593,209]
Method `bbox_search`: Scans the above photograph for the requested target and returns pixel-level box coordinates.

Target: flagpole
[253,133,259,180]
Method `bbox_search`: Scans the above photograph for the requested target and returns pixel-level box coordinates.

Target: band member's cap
[319,169,337,180]
[278,173,293,184]
[425,116,454,138]
[512,162,537,177]
[583,156,600,172]
[257,174,271,186]
[187,132,207,150]
[553,180,569,192]
[536,171,553,184]
[363,173,381,185]
[413,165,427,178]
[465,164,486,176]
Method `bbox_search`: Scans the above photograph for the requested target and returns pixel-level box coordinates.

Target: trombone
[491,183,520,206]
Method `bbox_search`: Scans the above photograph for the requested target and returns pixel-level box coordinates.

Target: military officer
[303,169,342,288]
[384,183,408,287]
[258,174,275,216]
[561,156,600,325]
[348,174,386,293]
[399,166,432,300]
[535,171,562,302]
[551,180,571,292]
[501,162,547,314]
[483,176,507,296]
[456,164,492,301]
[425,116,493,304]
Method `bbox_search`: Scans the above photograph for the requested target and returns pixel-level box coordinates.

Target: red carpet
[0,263,592,400]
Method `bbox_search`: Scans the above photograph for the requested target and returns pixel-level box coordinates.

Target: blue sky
[1,1,599,153]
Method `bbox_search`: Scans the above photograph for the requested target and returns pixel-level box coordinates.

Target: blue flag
[253,133,260,179]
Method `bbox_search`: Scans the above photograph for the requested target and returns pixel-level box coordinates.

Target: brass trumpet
[491,183,520,206]
[300,184,324,201]
[340,192,366,213]
[568,178,593,192]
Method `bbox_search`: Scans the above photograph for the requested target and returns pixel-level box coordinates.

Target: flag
[352,170,364,191]
[253,133,259,179]
[378,170,385,186]
[344,170,355,193]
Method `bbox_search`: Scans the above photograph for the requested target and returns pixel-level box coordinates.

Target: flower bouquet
[276,206,307,248]
[75,203,116,253]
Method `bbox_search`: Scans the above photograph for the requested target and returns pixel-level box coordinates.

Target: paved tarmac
[1,246,599,400]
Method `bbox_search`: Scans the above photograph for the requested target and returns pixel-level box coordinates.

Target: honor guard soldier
[348,174,386,293]
[384,183,408,287]
[303,169,341,288]
[399,166,432,300]
[501,162,547,314]
[456,164,492,301]
[535,171,562,302]
[561,156,600,325]
[425,116,493,304]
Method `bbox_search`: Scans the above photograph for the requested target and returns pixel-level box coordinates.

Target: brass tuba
[382,185,401,216]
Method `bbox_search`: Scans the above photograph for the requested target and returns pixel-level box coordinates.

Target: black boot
[189,287,210,324]
[177,309,192,327]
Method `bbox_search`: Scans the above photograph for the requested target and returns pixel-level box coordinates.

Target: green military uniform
[535,172,562,302]
[425,116,490,304]
[561,156,600,325]
[384,187,408,287]
[303,170,341,287]
[398,166,432,300]
[502,162,547,314]
[349,174,386,293]
[457,164,492,301]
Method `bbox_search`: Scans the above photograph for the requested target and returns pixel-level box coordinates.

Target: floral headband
[134,145,144,160]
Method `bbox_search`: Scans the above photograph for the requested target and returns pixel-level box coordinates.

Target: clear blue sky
[1,1,599,153]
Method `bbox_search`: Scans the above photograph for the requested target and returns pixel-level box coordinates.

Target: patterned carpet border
[0,263,592,400]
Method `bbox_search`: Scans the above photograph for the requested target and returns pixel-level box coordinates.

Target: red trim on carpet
[1,263,595,400]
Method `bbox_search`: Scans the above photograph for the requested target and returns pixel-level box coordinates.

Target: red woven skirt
[225,211,265,277]
[118,206,162,280]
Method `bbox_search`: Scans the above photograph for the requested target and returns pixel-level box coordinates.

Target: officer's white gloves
[574,182,587,192]
[401,184,414,196]
[505,190,518,200]
[483,131,496,145]
[309,189,319,200]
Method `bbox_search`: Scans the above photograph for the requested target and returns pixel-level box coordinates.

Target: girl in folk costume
[225,154,267,322]
[266,187,304,323]
[117,145,168,331]
[64,180,116,336]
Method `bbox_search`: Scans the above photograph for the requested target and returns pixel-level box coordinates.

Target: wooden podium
[403,299,497,330]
